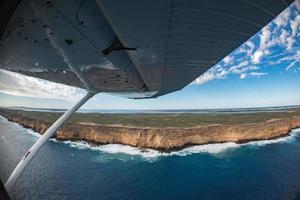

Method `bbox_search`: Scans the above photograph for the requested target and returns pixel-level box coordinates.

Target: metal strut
[5,92,95,192]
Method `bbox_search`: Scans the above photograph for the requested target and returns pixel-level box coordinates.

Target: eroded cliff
[1,111,300,151]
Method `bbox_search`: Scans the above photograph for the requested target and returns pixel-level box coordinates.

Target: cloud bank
[0,69,84,100]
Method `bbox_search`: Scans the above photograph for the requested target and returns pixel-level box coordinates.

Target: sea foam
[27,129,41,138]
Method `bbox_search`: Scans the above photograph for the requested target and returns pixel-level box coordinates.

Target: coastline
[1,109,300,152]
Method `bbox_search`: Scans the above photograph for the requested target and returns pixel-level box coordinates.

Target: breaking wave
[27,129,41,138]
[0,115,41,139]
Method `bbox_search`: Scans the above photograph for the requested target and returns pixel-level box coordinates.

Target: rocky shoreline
[1,111,300,152]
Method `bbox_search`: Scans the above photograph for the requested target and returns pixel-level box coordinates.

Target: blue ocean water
[1,115,300,200]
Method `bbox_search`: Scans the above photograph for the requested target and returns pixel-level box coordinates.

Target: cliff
[1,111,300,151]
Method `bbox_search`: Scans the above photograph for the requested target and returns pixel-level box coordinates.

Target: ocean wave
[26,129,41,138]
[1,115,39,135]
[52,139,165,158]
[0,115,8,122]
[49,139,241,158]
[1,115,42,138]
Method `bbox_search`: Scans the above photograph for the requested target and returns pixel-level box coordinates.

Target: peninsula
[1,107,300,151]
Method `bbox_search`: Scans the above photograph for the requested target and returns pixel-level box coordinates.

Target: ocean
[1,115,300,200]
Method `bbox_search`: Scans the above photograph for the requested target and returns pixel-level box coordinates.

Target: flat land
[1,108,300,127]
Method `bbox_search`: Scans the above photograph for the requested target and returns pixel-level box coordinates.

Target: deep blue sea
[1,115,300,200]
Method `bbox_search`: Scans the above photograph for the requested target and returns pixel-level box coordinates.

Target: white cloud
[290,15,300,37]
[229,59,260,74]
[248,6,300,65]
[239,72,268,79]
[252,51,264,64]
[194,71,216,85]
[274,7,290,27]
[245,41,255,51]
[194,65,228,85]
[259,26,271,50]
[250,25,276,64]
[0,69,84,101]
[248,72,268,77]
[286,36,296,50]
[237,60,249,68]
[223,56,232,65]
[279,29,289,45]
[240,74,247,79]
[276,8,300,50]
[278,28,296,50]
[229,61,249,71]
[280,50,300,62]
[295,0,300,12]
[285,61,297,70]
[232,65,259,74]
[245,41,255,56]
[237,41,256,57]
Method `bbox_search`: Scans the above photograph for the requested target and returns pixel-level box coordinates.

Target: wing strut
[4,92,95,193]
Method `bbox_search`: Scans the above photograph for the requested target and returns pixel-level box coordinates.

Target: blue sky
[0,3,300,110]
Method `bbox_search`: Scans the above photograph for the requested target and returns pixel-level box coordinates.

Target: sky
[0,3,300,110]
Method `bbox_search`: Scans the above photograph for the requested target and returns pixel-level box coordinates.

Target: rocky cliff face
[1,111,300,151]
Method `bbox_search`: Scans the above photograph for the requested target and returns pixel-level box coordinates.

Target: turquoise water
[1,116,300,200]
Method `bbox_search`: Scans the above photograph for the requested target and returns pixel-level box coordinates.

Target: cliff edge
[1,111,300,151]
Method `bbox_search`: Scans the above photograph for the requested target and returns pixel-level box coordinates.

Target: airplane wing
[0,0,294,98]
